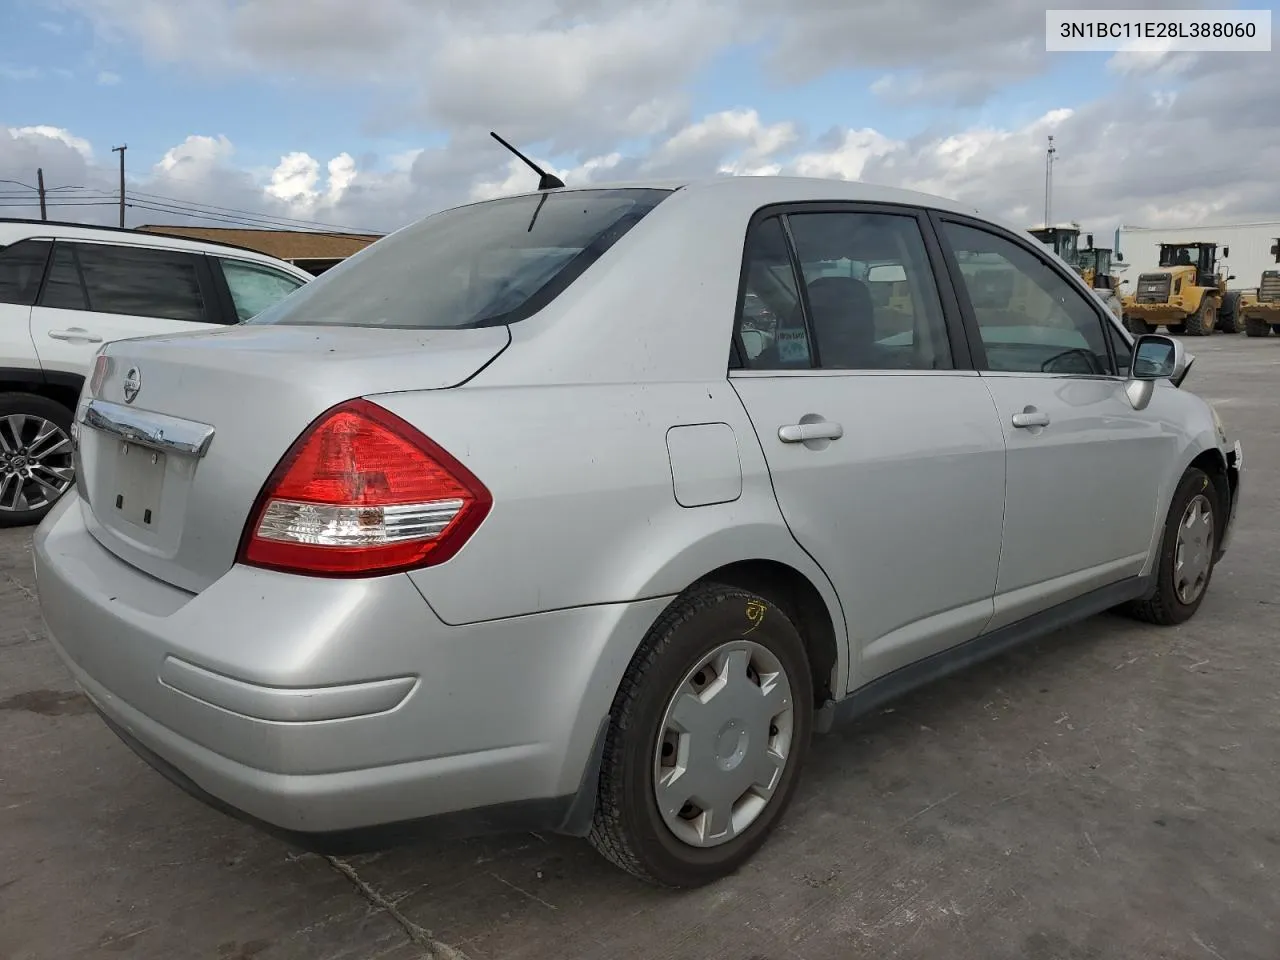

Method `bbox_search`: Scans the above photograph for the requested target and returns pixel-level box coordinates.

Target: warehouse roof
[134,225,383,262]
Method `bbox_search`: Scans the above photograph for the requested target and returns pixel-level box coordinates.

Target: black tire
[1122,467,1221,626]
[1167,323,1186,335]
[1272,324,1280,335]
[1125,315,1152,335]
[1218,291,1241,333]
[1183,299,1214,336]
[588,582,815,887]
[0,392,76,529]
[1244,317,1269,338]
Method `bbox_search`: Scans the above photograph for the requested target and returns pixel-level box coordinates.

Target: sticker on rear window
[776,328,810,363]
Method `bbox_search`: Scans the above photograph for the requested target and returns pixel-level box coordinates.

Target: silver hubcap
[1174,493,1214,605]
[0,414,74,514]
[653,640,794,848]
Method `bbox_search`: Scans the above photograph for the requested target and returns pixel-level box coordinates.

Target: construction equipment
[1029,223,1081,266]
[1120,241,1238,336]
[1029,224,1123,319]
[1237,238,1280,338]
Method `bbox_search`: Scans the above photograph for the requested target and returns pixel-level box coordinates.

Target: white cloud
[788,129,902,182]
[96,70,121,85]
[55,0,737,147]
[1,65,42,81]
[9,125,94,161]
[156,134,235,178]
[325,154,357,205]
[265,152,321,203]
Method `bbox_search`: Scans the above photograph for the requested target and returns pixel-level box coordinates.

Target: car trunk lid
[73,323,510,593]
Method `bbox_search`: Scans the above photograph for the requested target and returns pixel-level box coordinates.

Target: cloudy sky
[1,0,1276,245]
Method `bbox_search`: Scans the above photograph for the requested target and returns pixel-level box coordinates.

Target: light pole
[1044,135,1056,227]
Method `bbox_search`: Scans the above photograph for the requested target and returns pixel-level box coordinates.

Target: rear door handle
[48,328,103,343]
[1011,409,1050,429]
[779,422,844,443]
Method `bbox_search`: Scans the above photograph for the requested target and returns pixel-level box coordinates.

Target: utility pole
[36,167,47,221]
[111,143,127,227]
[1043,135,1056,228]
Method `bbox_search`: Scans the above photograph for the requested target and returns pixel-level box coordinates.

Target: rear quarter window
[0,239,52,306]
[245,188,672,330]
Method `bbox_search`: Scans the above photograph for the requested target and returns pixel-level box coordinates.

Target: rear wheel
[588,583,814,887]
[1245,317,1270,337]
[1167,323,1186,335]
[0,393,76,529]
[1122,467,1220,626]
[1126,315,1153,335]
[1272,324,1280,336]
[1183,300,1215,336]
[1218,291,1241,333]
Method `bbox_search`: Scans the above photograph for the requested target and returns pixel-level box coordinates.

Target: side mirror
[1223,246,1230,258]
[1126,334,1191,410]
[1086,233,1094,248]
[1228,275,1236,281]
[866,264,907,283]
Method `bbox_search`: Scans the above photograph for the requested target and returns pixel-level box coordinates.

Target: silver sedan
[33,175,1242,888]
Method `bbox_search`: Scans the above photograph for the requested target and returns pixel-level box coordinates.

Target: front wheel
[1122,467,1221,626]
[1125,315,1153,335]
[588,583,814,887]
[1184,300,1215,336]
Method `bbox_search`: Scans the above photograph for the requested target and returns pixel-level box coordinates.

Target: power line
[123,198,384,246]
[4,181,380,234]
[0,196,378,241]
[0,201,117,209]
[126,187,379,234]
[125,197,350,233]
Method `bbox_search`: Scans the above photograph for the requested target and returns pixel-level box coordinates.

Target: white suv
[0,218,314,527]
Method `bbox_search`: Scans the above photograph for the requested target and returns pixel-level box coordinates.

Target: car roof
[0,217,313,279]
[491,175,986,219]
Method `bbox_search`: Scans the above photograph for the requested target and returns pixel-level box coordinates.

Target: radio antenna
[489,131,565,190]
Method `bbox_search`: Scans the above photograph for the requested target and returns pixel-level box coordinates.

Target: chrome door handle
[48,328,103,343]
[779,422,844,443]
[1011,410,1050,429]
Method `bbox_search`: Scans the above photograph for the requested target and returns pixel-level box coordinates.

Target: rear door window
[244,188,671,330]
[735,208,954,371]
[40,244,90,311]
[0,240,52,306]
[219,259,307,321]
[40,241,210,323]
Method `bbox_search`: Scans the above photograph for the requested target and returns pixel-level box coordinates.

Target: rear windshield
[246,187,672,330]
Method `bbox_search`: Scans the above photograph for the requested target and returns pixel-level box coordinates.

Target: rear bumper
[33,494,668,845]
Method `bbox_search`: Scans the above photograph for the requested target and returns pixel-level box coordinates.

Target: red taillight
[89,353,109,398]
[237,398,491,577]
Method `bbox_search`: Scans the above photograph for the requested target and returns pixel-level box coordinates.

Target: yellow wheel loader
[1238,238,1280,338]
[1120,242,1238,337]
[1029,225,1124,320]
